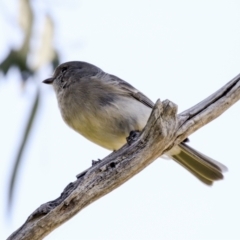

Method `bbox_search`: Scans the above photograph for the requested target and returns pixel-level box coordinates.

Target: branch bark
[7,73,240,240]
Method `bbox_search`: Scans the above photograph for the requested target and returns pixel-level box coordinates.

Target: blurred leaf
[0,0,33,81]
[8,87,40,209]
[0,49,33,81]
[32,15,60,71]
[2,0,60,212]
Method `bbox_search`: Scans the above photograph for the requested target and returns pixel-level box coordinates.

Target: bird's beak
[42,78,54,84]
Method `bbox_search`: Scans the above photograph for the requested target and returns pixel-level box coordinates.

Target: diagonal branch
[7,74,240,240]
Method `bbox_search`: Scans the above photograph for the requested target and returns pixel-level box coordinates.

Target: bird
[43,61,227,185]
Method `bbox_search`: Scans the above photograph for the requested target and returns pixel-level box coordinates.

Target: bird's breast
[59,90,152,150]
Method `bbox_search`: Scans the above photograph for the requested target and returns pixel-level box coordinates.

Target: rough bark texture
[7,73,240,240]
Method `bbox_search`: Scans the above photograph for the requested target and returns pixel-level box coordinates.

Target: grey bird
[43,61,227,185]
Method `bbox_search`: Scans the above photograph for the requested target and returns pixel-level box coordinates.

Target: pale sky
[1,0,240,239]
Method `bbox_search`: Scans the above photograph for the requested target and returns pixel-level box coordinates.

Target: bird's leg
[76,159,102,179]
[92,159,102,166]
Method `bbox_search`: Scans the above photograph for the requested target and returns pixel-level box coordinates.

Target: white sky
[1,0,240,239]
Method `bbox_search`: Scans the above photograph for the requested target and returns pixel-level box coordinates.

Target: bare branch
[7,74,240,240]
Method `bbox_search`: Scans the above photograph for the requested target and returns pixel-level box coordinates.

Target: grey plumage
[43,61,227,185]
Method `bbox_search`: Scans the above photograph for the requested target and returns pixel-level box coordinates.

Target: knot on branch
[140,99,179,155]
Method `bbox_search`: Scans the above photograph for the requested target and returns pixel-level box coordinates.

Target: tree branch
[7,73,240,240]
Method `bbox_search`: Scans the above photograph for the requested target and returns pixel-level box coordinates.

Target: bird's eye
[61,67,68,73]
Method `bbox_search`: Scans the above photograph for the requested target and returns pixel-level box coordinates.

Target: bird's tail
[168,143,227,185]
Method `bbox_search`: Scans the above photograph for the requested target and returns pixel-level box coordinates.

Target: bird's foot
[92,159,102,166]
[126,130,140,145]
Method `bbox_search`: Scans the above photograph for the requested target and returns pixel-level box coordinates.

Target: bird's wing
[108,74,155,109]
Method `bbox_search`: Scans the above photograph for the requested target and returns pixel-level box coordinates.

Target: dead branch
[7,73,240,240]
